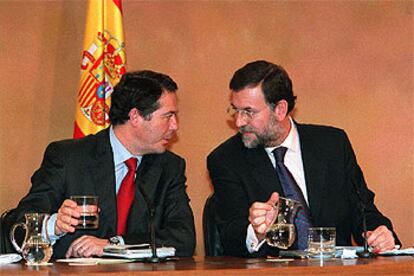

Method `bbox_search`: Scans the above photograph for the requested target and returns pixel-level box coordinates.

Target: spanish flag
[74,0,126,138]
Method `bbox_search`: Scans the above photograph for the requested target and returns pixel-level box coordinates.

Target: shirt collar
[109,126,141,166]
[265,116,300,154]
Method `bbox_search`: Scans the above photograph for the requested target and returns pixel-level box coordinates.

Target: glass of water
[70,195,99,229]
[307,227,336,258]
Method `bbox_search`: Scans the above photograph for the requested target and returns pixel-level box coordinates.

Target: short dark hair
[109,70,178,126]
[229,60,296,113]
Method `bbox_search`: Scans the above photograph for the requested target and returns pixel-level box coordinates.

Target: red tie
[117,157,138,235]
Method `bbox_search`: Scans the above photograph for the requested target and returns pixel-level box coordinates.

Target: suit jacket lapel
[297,124,327,221]
[136,154,162,206]
[245,146,283,201]
[126,154,162,234]
[89,129,117,234]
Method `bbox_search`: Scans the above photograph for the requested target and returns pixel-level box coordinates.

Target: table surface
[0,255,413,275]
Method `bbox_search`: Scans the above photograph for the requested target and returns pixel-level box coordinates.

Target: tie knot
[273,147,288,162]
[124,157,138,172]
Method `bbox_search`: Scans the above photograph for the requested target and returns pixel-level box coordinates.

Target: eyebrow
[230,104,254,111]
[161,110,178,116]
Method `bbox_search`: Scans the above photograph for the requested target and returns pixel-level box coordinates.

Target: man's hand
[248,192,279,241]
[65,236,109,258]
[365,225,395,253]
[55,199,80,236]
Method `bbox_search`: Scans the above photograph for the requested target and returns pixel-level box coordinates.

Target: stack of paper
[103,244,176,259]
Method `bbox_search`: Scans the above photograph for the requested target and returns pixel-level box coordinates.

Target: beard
[239,114,284,148]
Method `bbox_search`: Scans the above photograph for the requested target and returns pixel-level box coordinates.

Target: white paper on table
[56,258,134,266]
[334,246,363,258]
[341,249,359,259]
[0,254,22,264]
[103,246,176,259]
[377,247,414,256]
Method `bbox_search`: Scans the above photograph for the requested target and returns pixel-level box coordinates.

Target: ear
[272,100,289,121]
[128,108,142,126]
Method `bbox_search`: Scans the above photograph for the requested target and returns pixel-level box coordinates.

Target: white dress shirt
[109,126,142,193]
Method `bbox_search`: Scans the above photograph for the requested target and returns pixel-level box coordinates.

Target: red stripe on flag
[81,81,99,106]
[113,0,123,14]
[73,121,85,139]
[82,91,97,108]
[78,75,93,99]
[79,78,95,105]
[80,78,96,106]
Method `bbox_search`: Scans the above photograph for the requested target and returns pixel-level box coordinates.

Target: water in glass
[266,223,296,249]
[21,236,53,265]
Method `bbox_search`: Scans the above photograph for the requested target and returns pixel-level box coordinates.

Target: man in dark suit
[207,60,400,257]
[5,70,195,259]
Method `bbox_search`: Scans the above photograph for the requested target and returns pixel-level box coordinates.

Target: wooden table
[0,255,413,275]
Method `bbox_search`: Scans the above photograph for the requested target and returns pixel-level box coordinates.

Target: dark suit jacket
[5,129,195,259]
[207,123,400,257]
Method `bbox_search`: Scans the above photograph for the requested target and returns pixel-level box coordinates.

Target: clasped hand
[366,225,396,253]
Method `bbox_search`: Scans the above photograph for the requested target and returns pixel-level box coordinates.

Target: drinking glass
[70,195,99,229]
[307,227,336,258]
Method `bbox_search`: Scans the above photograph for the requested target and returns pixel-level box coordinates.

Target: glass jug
[10,213,53,265]
[265,197,300,249]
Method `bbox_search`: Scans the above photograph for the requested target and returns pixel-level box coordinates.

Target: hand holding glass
[265,197,300,249]
[70,195,99,229]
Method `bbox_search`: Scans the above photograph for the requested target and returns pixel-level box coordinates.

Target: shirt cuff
[246,224,266,253]
[46,213,66,244]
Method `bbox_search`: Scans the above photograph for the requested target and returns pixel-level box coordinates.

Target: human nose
[235,112,249,128]
[169,115,178,131]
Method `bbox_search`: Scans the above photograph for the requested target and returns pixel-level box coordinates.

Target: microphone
[138,183,167,263]
[351,178,375,258]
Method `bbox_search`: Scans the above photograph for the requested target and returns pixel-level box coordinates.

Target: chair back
[0,210,15,254]
[202,193,224,256]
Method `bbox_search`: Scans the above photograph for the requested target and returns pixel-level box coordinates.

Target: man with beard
[5,70,195,259]
[207,60,400,257]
